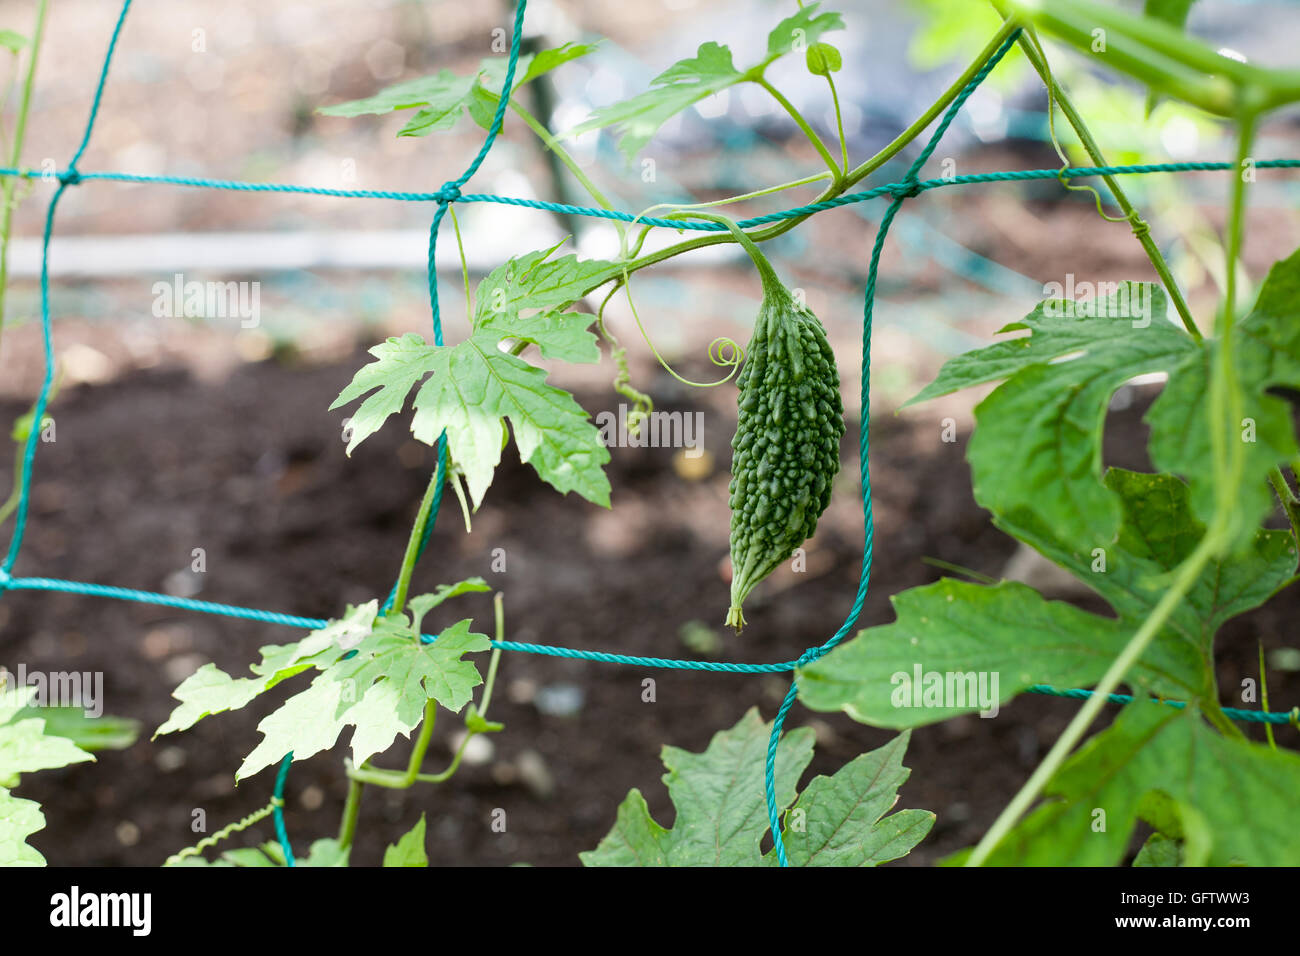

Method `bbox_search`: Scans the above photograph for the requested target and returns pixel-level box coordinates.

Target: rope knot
[888,178,922,200]
[434,182,462,204]
[795,646,823,669]
[0,568,10,592]
[57,167,82,186]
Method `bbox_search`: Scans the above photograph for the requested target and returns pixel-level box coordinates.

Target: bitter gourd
[713,218,844,630]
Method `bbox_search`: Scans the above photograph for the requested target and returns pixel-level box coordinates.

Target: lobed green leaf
[582,708,932,866]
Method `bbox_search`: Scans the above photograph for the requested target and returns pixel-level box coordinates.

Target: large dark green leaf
[799,470,1295,726]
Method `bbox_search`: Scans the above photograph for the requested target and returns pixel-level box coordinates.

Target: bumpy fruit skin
[727,283,844,629]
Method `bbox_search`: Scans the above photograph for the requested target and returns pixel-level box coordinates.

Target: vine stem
[1268,466,1300,543]
[756,76,841,178]
[337,778,364,850]
[1259,642,1277,750]
[966,529,1220,866]
[0,0,48,351]
[389,466,442,617]
[993,6,1202,342]
[348,594,506,789]
[823,70,849,174]
[448,201,472,319]
[970,89,1261,868]
[1212,111,1257,536]
[478,593,505,717]
[621,170,831,262]
[572,20,1021,292]
[508,96,616,213]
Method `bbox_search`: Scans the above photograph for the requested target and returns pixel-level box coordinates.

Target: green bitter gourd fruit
[707,216,844,630]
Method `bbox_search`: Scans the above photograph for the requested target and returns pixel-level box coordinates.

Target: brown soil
[1,353,1294,867]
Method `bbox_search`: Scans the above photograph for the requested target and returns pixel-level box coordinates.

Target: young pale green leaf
[0,790,45,866]
[318,70,476,124]
[157,586,488,779]
[805,42,843,76]
[332,330,611,508]
[468,42,601,127]
[0,30,26,53]
[473,246,617,316]
[319,43,598,136]
[0,686,95,781]
[0,715,98,780]
[479,310,600,364]
[237,676,353,781]
[238,617,489,780]
[799,470,1295,726]
[155,602,377,737]
[774,731,934,867]
[582,708,932,867]
[0,687,94,867]
[764,3,845,62]
[472,247,617,363]
[963,701,1300,866]
[384,814,429,867]
[565,42,741,160]
[565,3,843,158]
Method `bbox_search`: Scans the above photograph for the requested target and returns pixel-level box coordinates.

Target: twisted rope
[2,0,1296,871]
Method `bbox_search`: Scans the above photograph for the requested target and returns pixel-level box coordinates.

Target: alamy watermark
[1041,275,1152,328]
[152,273,260,328]
[890,664,1000,718]
[595,404,704,458]
[3,664,104,718]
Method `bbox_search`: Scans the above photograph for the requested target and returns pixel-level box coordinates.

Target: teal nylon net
[1,0,1296,868]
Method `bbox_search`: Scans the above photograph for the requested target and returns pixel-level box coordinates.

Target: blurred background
[1,0,1299,866]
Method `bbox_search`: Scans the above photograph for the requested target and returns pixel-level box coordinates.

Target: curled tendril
[622,267,746,389]
[164,797,284,866]
[1033,31,1148,234]
[708,335,745,370]
[596,283,654,436]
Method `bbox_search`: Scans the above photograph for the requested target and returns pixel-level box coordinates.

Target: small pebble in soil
[435,815,463,842]
[941,714,973,740]
[449,730,494,766]
[534,682,584,717]
[164,653,206,686]
[141,628,175,660]
[162,568,203,599]
[515,749,554,800]
[154,746,186,773]
[507,677,537,705]
[115,821,141,847]
[299,785,325,811]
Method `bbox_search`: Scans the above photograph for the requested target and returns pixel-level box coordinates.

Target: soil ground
[3,352,1295,867]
